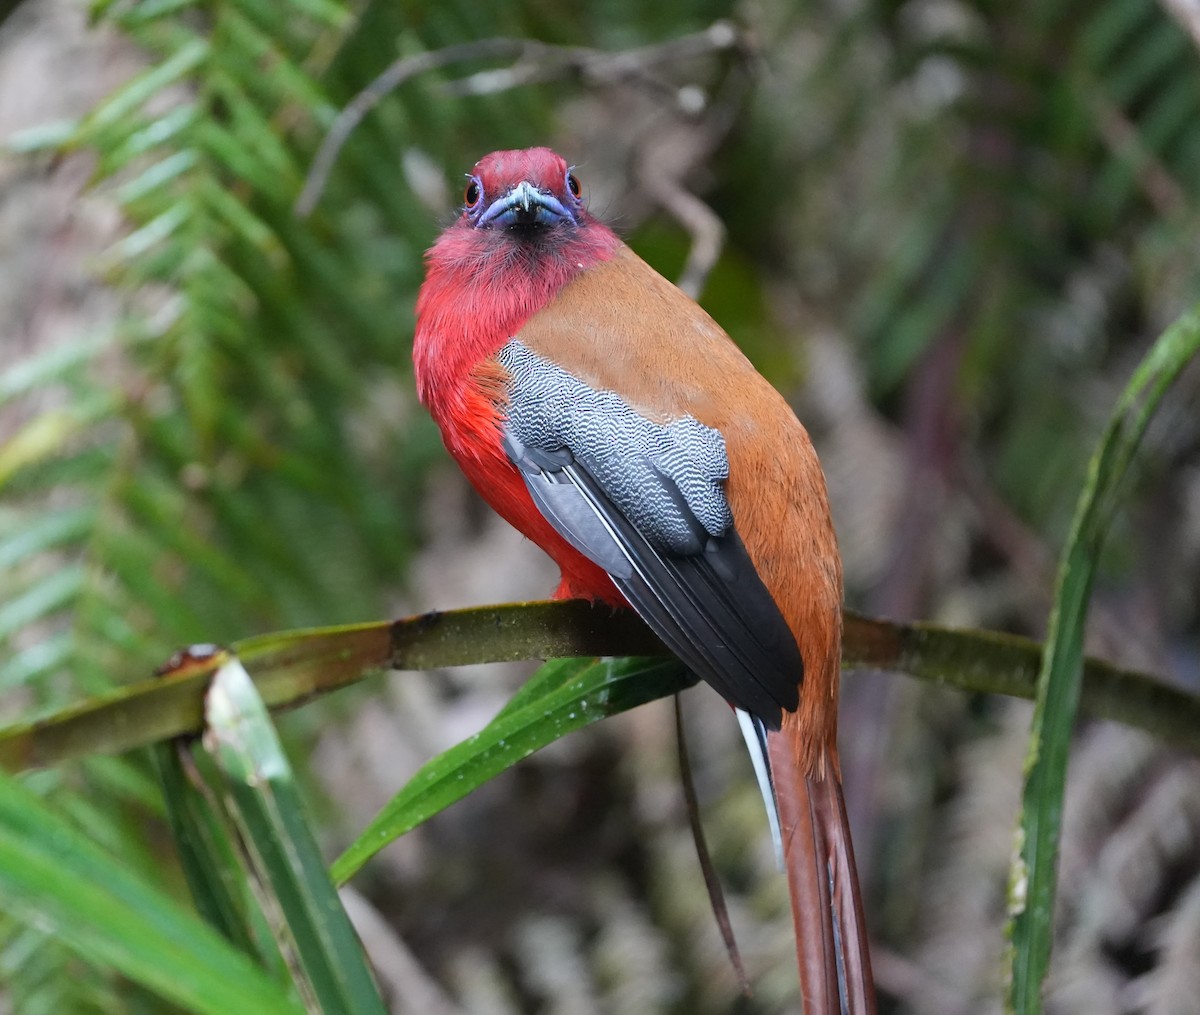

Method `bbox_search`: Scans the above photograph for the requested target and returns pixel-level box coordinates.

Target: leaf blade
[332,656,694,883]
[1006,301,1200,1012]
[204,658,388,1014]
[0,767,299,1015]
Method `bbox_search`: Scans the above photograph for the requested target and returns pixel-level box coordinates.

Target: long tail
[748,712,875,1015]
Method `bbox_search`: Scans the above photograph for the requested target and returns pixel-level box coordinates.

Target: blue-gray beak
[478,180,574,229]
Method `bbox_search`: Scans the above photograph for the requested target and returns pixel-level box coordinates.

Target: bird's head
[461,147,585,237]
[414,147,617,388]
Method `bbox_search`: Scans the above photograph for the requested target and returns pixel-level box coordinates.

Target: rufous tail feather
[766,720,876,1015]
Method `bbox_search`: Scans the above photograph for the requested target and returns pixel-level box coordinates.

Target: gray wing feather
[499,340,803,727]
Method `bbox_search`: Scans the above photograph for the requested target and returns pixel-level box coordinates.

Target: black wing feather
[504,431,802,728]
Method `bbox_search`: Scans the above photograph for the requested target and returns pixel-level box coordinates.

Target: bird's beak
[477,180,574,229]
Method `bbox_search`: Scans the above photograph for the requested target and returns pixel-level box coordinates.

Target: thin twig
[674,695,752,997]
[296,38,530,216]
[295,22,745,217]
[643,51,753,298]
[1087,90,1188,219]
[444,21,742,99]
[635,170,726,300]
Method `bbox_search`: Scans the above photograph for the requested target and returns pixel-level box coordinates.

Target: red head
[461,147,585,234]
[413,148,619,410]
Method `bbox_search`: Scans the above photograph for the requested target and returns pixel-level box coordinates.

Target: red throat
[411,160,621,605]
[413,214,619,412]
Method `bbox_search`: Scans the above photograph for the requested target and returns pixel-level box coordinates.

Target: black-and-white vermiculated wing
[497,339,803,729]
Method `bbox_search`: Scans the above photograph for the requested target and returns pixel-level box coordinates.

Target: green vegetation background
[1,0,1198,1011]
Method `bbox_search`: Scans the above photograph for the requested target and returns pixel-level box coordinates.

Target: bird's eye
[464,180,481,208]
[566,172,581,199]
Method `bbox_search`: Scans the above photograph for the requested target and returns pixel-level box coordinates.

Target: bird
[413,146,875,1013]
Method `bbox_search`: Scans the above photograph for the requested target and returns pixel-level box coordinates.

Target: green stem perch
[0,602,1195,771]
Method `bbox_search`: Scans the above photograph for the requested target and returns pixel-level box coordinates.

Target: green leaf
[491,655,596,718]
[152,742,262,954]
[99,104,199,173]
[0,507,95,570]
[0,766,299,1015]
[4,119,79,153]
[331,656,694,883]
[203,658,387,1014]
[0,331,118,406]
[115,149,200,205]
[0,634,73,690]
[0,407,109,488]
[1007,301,1200,1012]
[0,566,85,641]
[200,176,281,255]
[81,36,209,137]
[106,202,192,264]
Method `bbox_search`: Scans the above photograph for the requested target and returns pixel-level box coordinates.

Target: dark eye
[566,172,581,199]
[464,179,481,208]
